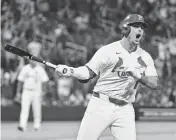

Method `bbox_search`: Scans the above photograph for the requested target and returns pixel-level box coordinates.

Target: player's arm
[127,55,159,90]
[14,80,24,103]
[140,55,159,90]
[55,47,106,81]
[41,67,50,94]
[127,69,159,90]
[138,76,158,90]
[15,67,25,99]
[56,66,95,79]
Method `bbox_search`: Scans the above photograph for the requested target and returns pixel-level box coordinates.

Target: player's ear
[121,24,131,37]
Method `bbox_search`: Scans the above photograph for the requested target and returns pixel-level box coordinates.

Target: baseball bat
[4,44,57,69]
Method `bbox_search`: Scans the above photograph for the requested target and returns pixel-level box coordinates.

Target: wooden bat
[4,44,57,69]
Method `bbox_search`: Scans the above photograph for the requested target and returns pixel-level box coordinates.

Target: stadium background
[1,0,176,139]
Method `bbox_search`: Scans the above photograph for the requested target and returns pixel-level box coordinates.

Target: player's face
[29,60,37,67]
[128,23,144,45]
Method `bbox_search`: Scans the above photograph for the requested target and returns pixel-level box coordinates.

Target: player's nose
[137,26,142,30]
[137,27,143,33]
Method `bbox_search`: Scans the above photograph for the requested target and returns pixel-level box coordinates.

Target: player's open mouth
[136,34,141,39]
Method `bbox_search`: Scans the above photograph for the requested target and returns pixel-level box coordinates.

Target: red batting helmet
[121,14,148,37]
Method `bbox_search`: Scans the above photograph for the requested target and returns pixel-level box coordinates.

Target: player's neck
[120,38,138,53]
[29,64,37,68]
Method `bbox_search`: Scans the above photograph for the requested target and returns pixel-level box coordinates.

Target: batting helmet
[121,14,148,37]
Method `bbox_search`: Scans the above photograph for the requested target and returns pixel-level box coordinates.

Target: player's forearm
[138,76,159,90]
[71,66,90,80]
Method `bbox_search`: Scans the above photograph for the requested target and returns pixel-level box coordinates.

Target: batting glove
[55,65,74,76]
[126,67,142,80]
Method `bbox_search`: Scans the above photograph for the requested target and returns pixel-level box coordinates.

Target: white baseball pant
[19,89,42,129]
[77,96,136,140]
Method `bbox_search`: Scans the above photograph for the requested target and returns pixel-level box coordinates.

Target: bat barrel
[4,44,57,69]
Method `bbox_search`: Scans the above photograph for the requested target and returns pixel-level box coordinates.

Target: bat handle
[45,62,57,69]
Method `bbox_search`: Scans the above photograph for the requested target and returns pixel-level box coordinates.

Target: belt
[24,88,36,91]
[93,92,128,106]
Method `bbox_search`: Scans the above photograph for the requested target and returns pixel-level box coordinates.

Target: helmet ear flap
[121,24,131,37]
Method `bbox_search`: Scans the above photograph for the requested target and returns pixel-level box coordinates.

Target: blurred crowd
[1,0,176,107]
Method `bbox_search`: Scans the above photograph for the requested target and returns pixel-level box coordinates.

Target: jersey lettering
[117,71,130,78]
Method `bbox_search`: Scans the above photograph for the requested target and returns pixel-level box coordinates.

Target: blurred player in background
[16,41,49,131]
[55,14,159,140]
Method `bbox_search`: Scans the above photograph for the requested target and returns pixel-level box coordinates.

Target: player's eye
[131,23,144,29]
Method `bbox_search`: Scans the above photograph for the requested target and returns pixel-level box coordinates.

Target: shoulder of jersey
[23,64,30,69]
[20,64,30,72]
[138,47,153,62]
[38,65,45,70]
[99,41,120,52]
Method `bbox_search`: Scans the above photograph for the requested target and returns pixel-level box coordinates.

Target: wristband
[63,68,68,74]
[136,73,142,80]
[63,67,74,76]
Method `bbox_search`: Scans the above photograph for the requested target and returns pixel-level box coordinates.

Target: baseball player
[55,14,159,140]
[16,42,49,131]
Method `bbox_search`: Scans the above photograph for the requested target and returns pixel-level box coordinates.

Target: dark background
[1,0,176,121]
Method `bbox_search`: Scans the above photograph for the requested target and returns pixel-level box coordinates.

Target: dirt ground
[1,121,176,140]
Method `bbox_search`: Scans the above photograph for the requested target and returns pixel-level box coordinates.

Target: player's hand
[55,65,74,76]
[126,67,142,80]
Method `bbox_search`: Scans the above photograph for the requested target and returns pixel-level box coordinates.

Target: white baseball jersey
[17,64,49,92]
[86,41,158,103]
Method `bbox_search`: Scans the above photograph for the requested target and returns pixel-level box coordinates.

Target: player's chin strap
[121,24,131,37]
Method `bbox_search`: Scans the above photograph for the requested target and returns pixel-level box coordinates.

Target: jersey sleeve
[143,54,158,76]
[85,46,108,75]
[17,67,26,82]
[40,67,49,82]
